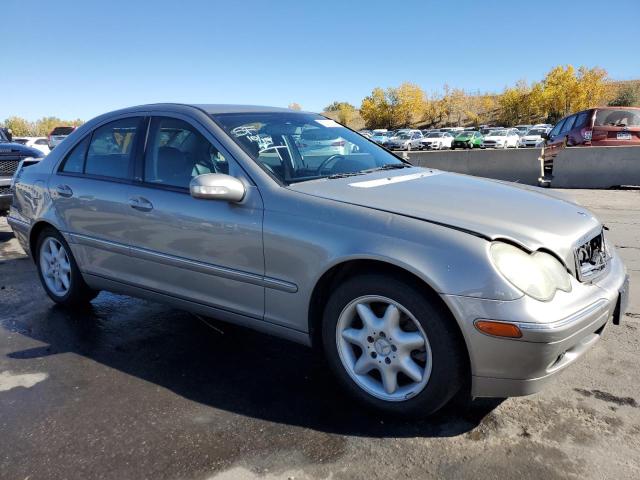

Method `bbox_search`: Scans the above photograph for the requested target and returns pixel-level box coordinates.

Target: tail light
[582,129,592,141]
[331,140,345,147]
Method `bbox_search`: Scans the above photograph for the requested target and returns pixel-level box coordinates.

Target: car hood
[288,167,600,261]
[482,136,506,141]
[0,142,44,158]
[523,135,542,140]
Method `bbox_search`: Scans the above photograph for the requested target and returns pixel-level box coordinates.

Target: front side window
[549,119,565,137]
[85,117,141,179]
[144,117,230,189]
[212,112,405,184]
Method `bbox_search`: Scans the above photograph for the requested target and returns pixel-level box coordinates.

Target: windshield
[527,129,545,136]
[595,109,640,128]
[397,133,412,139]
[489,130,507,136]
[212,112,406,184]
[427,133,443,138]
[0,129,8,142]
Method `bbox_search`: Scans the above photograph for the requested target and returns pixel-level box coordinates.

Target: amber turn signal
[474,320,523,338]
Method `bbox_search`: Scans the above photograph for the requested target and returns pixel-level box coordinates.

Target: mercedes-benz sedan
[8,104,629,417]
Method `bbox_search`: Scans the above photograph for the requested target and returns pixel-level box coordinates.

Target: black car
[0,128,45,211]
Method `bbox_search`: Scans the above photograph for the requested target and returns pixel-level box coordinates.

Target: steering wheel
[316,154,346,176]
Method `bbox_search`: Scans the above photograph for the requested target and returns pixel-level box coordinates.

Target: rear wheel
[36,227,99,306]
[322,274,466,417]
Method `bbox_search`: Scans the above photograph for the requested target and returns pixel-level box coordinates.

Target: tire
[321,273,466,417]
[35,227,99,306]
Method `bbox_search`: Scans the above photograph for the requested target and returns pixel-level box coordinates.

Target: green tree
[609,84,640,107]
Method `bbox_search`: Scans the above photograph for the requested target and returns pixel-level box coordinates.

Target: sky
[3,0,639,121]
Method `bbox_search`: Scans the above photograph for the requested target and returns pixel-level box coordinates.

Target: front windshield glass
[212,112,406,184]
[0,129,8,142]
[490,130,507,136]
[427,133,443,138]
[397,133,411,139]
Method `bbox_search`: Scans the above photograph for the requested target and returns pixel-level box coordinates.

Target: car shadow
[4,290,503,439]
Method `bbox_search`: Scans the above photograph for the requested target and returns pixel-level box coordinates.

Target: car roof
[106,103,299,115]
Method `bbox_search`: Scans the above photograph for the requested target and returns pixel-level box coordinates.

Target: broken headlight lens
[490,242,572,301]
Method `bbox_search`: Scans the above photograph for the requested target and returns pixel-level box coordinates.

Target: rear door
[51,116,143,280]
[123,114,265,319]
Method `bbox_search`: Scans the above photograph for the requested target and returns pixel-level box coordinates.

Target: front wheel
[322,274,466,417]
[36,227,99,306]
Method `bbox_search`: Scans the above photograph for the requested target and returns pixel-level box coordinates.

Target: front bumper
[443,252,628,398]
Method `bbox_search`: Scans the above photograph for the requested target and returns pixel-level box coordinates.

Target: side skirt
[83,273,312,347]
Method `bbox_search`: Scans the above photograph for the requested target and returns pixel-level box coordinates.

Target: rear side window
[61,136,90,173]
[573,111,590,129]
[560,116,576,134]
[85,117,141,179]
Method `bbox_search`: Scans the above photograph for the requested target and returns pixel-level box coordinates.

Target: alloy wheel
[39,237,72,297]
[336,295,432,402]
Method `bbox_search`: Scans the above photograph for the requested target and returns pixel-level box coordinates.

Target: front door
[124,115,265,319]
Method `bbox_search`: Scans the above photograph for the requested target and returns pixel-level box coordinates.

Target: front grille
[0,185,11,195]
[575,231,608,281]
[0,160,20,176]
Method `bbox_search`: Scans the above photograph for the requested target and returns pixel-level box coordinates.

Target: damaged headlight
[490,242,572,301]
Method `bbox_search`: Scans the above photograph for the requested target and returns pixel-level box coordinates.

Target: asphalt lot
[1,189,639,480]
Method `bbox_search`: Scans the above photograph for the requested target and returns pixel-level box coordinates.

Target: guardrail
[551,146,640,188]
[406,146,640,188]
[405,148,541,186]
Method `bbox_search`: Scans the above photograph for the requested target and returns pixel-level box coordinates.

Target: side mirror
[189,173,246,202]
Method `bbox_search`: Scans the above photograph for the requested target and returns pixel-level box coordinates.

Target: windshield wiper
[326,172,365,179]
[360,163,412,173]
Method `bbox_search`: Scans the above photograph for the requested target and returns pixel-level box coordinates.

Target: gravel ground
[0,189,639,480]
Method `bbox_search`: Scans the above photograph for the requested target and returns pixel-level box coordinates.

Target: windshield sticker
[315,119,341,128]
[349,171,442,188]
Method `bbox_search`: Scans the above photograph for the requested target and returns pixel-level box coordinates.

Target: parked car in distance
[359,130,373,138]
[420,131,454,150]
[297,127,352,157]
[0,129,45,211]
[544,107,640,162]
[514,125,533,135]
[517,127,550,148]
[13,136,51,155]
[481,128,520,149]
[451,131,483,149]
[48,126,77,150]
[386,130,423,150]
[370,131,391,145]
[8,104,629,418]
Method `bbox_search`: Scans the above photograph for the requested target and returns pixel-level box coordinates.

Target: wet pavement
[1,189,639,480]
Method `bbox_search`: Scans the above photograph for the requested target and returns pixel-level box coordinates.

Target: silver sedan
[8,104,629,417]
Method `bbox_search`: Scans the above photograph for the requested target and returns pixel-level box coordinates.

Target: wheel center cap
[374,338,392,356]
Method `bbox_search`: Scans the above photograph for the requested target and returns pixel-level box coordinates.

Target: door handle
[128,196,154,212]
[55,184,73,198]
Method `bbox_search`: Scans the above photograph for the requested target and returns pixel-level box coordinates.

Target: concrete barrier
[406,148,541,186]
[551,146,640,189]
